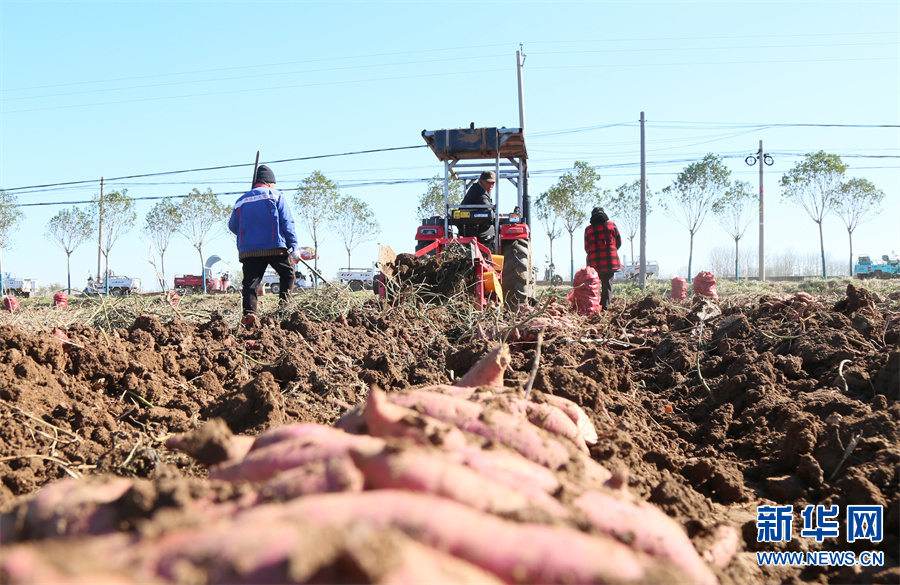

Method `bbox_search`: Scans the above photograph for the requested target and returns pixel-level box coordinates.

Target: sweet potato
[388,390,572,470]
[255,457,364,502]
[377,537,505,585]
[573,490,717,585]
[471,394,589,453]
[443,443,562,495]
[541,393,599,444]
[241,490,691,584]
[209,431,384,482]
[248,423,352,453]
[364,386,470,450]
[453,344,510,392]
[165,418,255,467]
[702,524,741,570]
[2,477,133,542]
[352,447,569,519]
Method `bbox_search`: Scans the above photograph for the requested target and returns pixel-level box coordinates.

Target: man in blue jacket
[228,165,302,327]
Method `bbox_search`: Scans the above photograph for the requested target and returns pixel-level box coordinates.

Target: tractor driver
[458,170,496,248]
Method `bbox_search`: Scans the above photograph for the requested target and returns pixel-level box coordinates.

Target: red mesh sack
[693,271,719,299]
[670,277,687,300]
[4,296,19,312]
[53,292,68,307]
[566,267,601,315]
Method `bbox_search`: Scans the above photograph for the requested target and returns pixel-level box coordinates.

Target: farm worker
[584,206,622,311]
[458,170,496,248]
[228,164,303,328]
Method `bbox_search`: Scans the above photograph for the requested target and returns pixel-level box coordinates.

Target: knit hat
[255,165,276,185]
[591,206,609,225]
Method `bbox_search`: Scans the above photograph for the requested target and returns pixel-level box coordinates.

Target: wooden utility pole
[639,112,647,289]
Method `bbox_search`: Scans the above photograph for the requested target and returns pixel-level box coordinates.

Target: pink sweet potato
[472,394,589,453]
[573,490,717,585]
[444,443,562,495]
[702,524,741,570]
[453,344,510,392]
[248,423,352,453]
[541,393,599,444]
[389,390,572,470]
[209,431,384,482]
[241,490,691,584]
[352,447,569,519]
[377,538,505,585]
[5,477,133,541]
[364,386,470,450]
[255,457,364,502]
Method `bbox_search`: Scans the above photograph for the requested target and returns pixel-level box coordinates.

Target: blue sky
[1,0,898,291]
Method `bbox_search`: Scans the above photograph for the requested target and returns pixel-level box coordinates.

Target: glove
[289,248,302,264]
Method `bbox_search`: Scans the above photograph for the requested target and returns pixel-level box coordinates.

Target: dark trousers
[599,270,615,310]
[241,255,295,315]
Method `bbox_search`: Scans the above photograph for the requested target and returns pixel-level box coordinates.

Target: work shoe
[241,314,259,328]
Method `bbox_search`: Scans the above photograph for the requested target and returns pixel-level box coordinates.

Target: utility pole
[516,45,530,230]
[96,177,104,283]
[745,143,773,281]
[639,112,647,289]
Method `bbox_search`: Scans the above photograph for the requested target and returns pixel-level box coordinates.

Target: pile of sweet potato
[1,345,722,585]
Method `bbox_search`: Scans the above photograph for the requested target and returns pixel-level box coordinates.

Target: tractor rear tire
[270,283,281,295]
[502,239,530,309]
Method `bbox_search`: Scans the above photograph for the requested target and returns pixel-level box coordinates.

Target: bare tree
[712,180,756,281]
[94,189,136,278]
[45,206,93,292]
[607,179,652,264]
[659,154,731,281]
[176,188,230,294]
[0,189,24,294]
[294,171,340,277]
[416,175,463,220]
[144,199,182,290]
[779,151,847,278]
[332,195,380,268]
[833,177,885,276]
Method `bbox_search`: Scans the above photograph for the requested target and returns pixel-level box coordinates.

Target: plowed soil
[1,281,898,585]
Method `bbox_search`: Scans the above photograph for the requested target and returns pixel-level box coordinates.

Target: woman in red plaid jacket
[584,206,622,310]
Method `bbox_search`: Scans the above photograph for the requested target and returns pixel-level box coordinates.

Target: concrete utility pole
[639,112,647,289]
[746,142,773,281]
[96,177,104,281]
[516,45,530,229]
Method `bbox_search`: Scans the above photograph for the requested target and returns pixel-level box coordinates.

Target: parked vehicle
[84,274,141,296]
[337,264,379,291]
[1,273,39,297]
[174,255,237,294]
[854,254,900,279]
[262,269,310,294]
[614,261,660,281]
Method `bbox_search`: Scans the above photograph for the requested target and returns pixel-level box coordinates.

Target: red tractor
[382,126,534,309]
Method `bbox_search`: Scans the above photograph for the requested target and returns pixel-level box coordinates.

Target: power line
[4,145,427,192]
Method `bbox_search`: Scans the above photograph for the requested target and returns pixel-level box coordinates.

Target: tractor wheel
[349,280,363,292]
[226,286,236,294]
[551,274,564,286]
[874,270,884,280]
[111,287,123,297]
[270,283,281,295]
[502,239,530,309]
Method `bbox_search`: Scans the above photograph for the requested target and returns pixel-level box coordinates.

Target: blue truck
[854,254,900,279]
